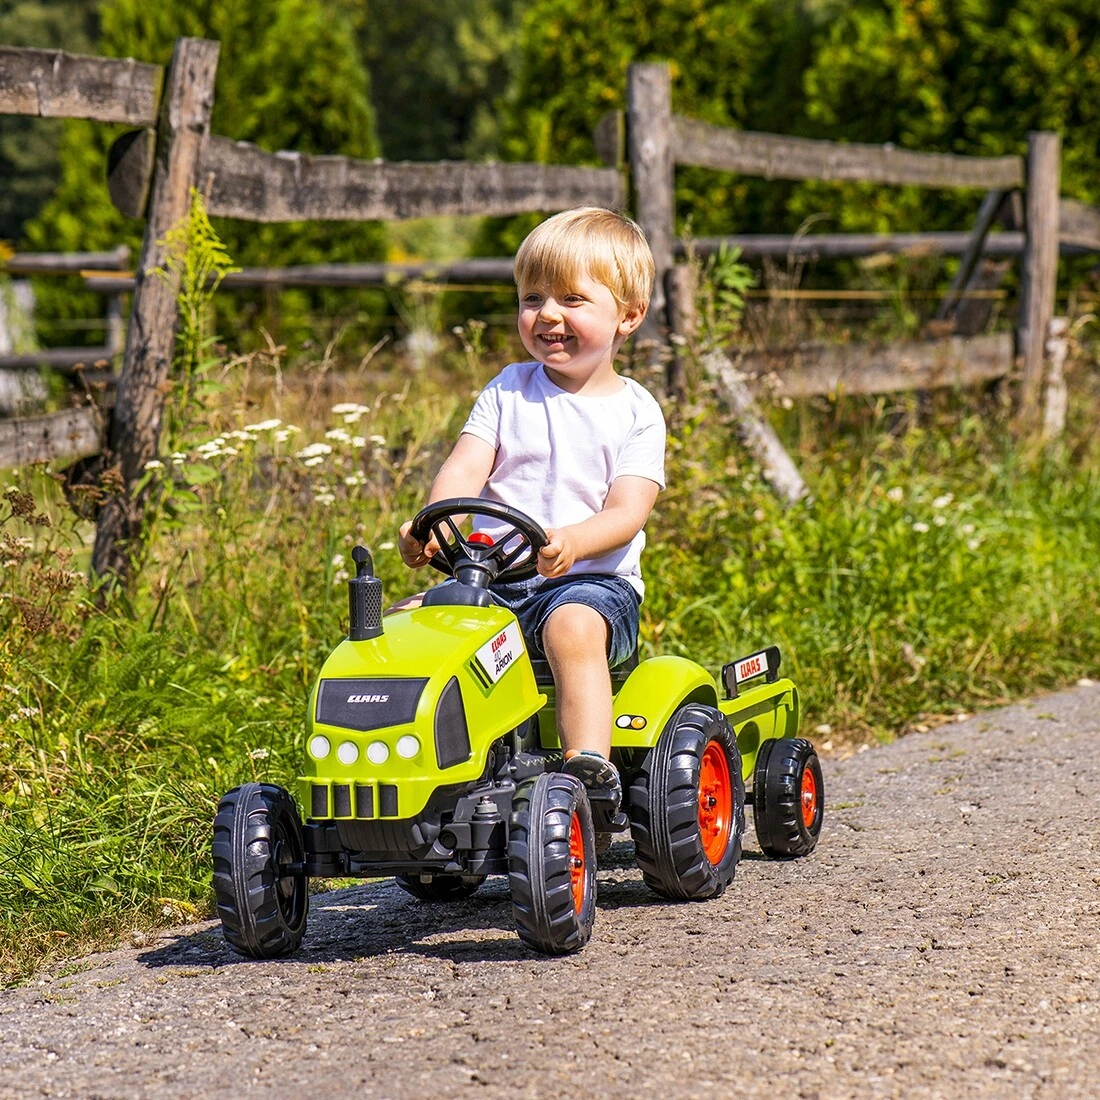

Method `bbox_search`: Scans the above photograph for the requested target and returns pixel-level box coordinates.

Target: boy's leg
[541,602,613,759]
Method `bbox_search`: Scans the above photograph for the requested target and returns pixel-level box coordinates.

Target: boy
[397,206,665,813]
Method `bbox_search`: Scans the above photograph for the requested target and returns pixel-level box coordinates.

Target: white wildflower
[243,418,282,433]
[226,430,253,442]
[368,435,387,447]
[378,541,395,551]
[333,568,350,585]
[961,523,975,535]
[886,487,904,503]
[912,521,930,534]
[342,410,365,425]
[303,457,325,468]
[967,538,981,551]
[351,437,366,448]
[144,459,164,471]
[933,514,947,527]
[248,748,270,761]
[325,428,352,443]
[314,490,336,506]
[932,493,954,509]
[331,553,346,569]
[344,473,366,487]
[331,402,365,415]
[274,430,292,443]
[296,442,333,460]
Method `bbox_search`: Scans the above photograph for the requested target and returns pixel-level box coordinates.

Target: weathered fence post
[1017,131,1061,430]
[1041,316,1069,442]
[91,37,220,583]
[664,263,697,397]
[627,63,674,357]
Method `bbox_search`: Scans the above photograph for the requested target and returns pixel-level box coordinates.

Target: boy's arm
[537,475,660,579]
[398,433,496,568]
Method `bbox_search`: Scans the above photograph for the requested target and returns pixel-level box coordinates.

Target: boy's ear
[617,302,647,337]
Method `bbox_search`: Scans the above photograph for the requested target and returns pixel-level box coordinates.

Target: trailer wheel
[628,703,745,900]
[508,772,596,954]
[395,873,486,902]
[753,737,824,858]
[212,782,308,958]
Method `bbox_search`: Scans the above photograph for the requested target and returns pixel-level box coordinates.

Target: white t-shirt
[461,361,666,596]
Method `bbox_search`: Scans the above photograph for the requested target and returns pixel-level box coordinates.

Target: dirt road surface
[2,684,1098,1099]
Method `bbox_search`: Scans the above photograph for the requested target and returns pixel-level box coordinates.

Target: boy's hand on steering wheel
[537,528,576,578]
[398,519,441,569]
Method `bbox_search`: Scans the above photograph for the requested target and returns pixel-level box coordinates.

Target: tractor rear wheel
[508,772,596,954]
[752,737,824,858]
[395,873,486,902]
[628,703,745,900]
[212,782,308,958]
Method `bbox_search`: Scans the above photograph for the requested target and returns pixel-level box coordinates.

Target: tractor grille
[308,780,398,820]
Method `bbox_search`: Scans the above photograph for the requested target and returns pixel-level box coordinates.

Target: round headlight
[308,735,331,759]
[337,741,359,765]
[366,740,389,765]
[396,735,420,759]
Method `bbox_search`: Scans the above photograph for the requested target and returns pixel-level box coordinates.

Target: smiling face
[517,271,645,395]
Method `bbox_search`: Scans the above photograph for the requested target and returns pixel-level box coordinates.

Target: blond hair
[514,207,655,313]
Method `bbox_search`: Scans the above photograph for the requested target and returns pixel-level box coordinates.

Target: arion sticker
[474,623,525,685]
[616,714,647,730]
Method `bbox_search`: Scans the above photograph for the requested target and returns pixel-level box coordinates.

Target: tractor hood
[300,603,544,820]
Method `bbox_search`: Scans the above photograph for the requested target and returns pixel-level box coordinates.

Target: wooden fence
[619,63,1100,413]
[2,44,1100,567]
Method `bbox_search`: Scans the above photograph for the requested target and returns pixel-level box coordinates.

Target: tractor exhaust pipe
[348,545,383,641]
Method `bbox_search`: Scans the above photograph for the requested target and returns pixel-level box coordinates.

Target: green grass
[1,346,1097,982]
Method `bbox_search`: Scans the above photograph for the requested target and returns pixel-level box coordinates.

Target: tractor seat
[529,646,639,689]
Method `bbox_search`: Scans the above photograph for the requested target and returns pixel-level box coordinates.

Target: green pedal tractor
[213,500,824,956]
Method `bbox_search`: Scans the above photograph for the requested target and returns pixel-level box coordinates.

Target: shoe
[562,751,622,815]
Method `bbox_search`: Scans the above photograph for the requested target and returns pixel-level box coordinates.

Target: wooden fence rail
[0,46,159,125]
[670,116,1026,190]
[1,248,130,372]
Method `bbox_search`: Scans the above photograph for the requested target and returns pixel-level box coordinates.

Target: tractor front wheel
[508,772,596,954]
[628,703,745,900]
[752,737,824,858]
[395,873,486,902]
[212,782,308,958]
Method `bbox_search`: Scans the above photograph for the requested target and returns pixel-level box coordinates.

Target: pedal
[589,803,628,834]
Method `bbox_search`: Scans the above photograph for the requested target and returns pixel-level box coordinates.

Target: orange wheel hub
[698,741,733,865]
[800,765,818,828]
[568,811,587,913]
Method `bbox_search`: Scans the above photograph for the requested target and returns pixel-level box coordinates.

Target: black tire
[212,782,309,958]
[752,737,824,858]
[508,772,597,954]
[394,873,486,902]
[628,703,746,900]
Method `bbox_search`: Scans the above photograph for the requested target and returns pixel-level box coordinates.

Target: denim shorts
[489,574,640,666]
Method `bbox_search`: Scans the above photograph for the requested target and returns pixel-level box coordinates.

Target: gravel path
[2,684,1099,1099]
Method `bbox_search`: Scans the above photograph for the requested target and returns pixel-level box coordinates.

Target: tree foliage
[357,0,520,161]
[488,0,1100,242]
[0,0,98,243]
[794,0,1100,231]
[24,0,385,346]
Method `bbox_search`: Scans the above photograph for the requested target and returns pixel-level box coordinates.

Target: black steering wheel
[410,498,548,584]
